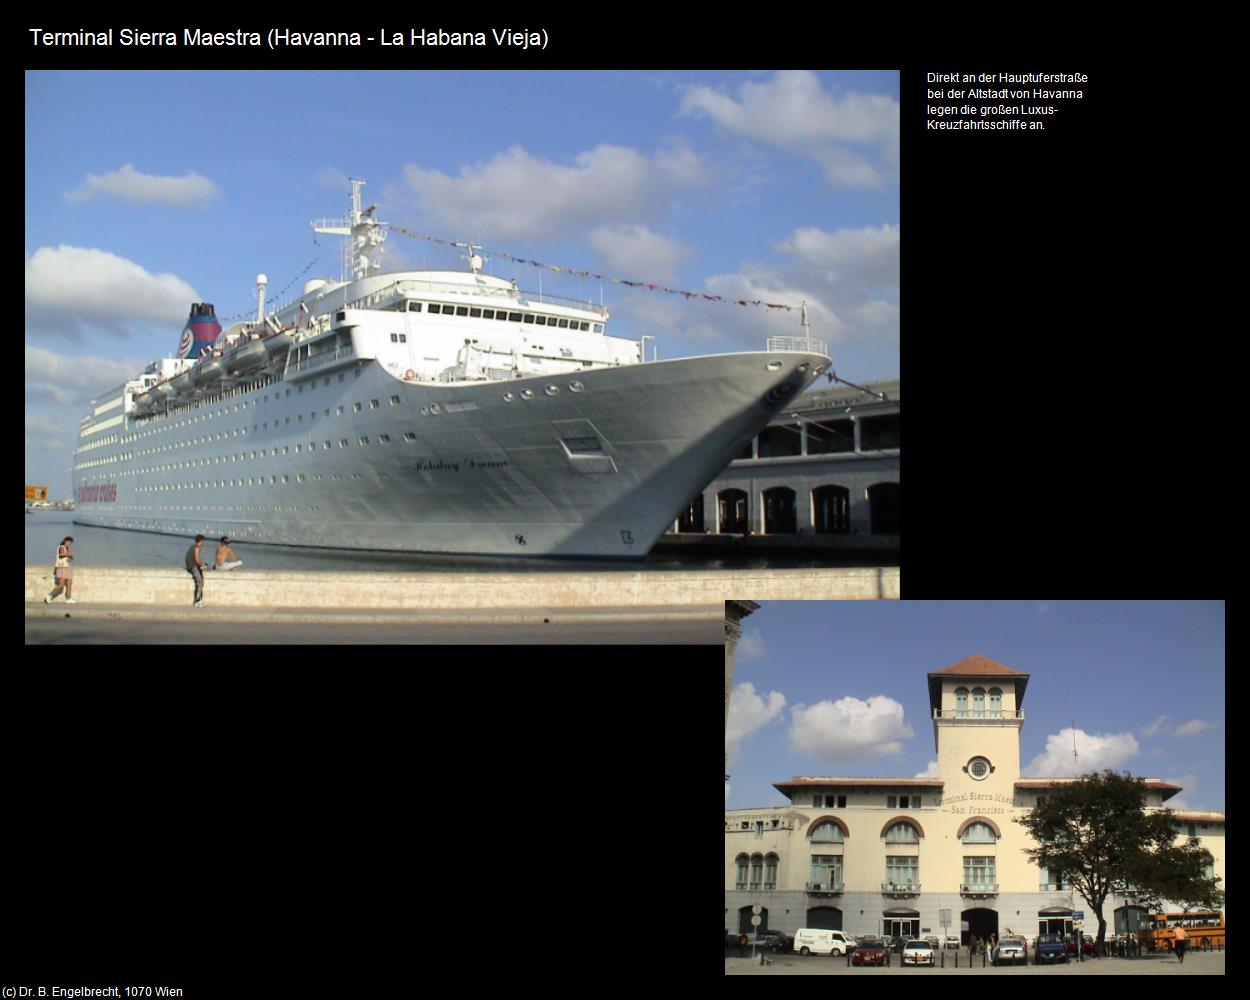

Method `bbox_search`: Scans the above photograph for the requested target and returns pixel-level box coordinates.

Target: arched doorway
[738,904,768,935]
[762,486,797,534]
[806,906,842,931]
[883,908,920,944]
[962,907,998,948]
[1038,906,1073,938]
[718,489,749,534]
[868,482,900,534]
[812,484,850,534]
[676,493,704,533]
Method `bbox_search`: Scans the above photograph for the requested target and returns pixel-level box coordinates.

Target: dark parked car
[851,936,888,966]
[1035,933,1068,964]
[1064,934,1094,956]
[755,930,792,953]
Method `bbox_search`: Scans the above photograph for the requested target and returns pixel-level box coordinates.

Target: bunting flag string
[387,225,799,313]
[219,257,321,324]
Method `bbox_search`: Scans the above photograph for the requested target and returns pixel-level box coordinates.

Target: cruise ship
[73,181,830,559]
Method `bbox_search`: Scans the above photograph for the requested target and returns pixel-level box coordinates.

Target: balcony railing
[806,881,845,893]
[933,709,1024,720]
[882,882,921,896]
[960,882,999,895]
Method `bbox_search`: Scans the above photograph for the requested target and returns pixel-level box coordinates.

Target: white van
[793,928,858,956]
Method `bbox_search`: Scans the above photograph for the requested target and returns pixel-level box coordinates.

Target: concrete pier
[25,564,900,611]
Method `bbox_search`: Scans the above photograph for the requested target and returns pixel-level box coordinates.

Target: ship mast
[312,178,387,282]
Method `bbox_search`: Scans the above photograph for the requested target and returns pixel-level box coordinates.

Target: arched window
[885,821,919,844]
[867,481,900,534]
[962,822,997,844]
[735,854,749,890]
[750,854,763,890]
[762,486,797,534]
[812,484,850,534]
[971,687,985,718]
[718,489,749,535]
[988,687,1002,718]
[955,687,968,718]
[811,821,844,843]
[764,853,778,890]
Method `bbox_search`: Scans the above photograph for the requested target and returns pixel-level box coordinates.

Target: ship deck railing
[339,277,608,318]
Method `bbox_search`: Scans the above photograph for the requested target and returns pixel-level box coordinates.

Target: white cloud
[679,71,898,188]
[26,346,149,407]
[1173,719,1216,738]
[788,695,913,765]
[25,246,199,339]
[662,223,899,356]
[401,143,708,242]
[726,682,786,761]
[1164,773,1198,811]
[65,164,220,208]
[588,224,689,282]
[1021,728,1140,777]
[725,783,731,800]
[735,628,766,662]
[1141,715,1171,738]
[915,760,939,778]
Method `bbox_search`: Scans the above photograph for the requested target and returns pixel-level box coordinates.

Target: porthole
[798,362,809,373]
[545,384,559,396]
[503,392,515,402]
[968,757,992,780]
[420,406,429,415]
[520,389,534,400]
[569,381,584,393]
[766,360,783,371]
[429,404,441,415]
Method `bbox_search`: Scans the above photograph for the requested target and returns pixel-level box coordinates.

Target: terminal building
[663,379,898,548]
[724,655,1225,944]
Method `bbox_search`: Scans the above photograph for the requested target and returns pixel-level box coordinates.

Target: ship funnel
[178,303,222,359]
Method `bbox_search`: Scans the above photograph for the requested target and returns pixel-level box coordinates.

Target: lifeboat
[190,354,224,386]
[262,330,292,359]
[170,370,194,394]
[225,336,267,373]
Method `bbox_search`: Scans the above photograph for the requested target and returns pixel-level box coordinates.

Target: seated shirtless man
[214,536,243,571]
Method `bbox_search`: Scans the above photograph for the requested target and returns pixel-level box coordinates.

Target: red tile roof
[929,654,1028,677]
[776,777,945,789]
[1015,779,1182,802]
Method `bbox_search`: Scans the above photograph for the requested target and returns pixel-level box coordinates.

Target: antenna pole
[1069,690,1078,775]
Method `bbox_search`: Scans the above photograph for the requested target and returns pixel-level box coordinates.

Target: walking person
[738,932,748,958]
[44,536,77,603]
[186,534,208,607]
[1173,924,1187,963]
[988,931,996,965]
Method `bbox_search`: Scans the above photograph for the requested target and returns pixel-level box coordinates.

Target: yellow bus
[1144,911,1224,951]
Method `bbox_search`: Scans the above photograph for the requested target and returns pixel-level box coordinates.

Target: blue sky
[727,601,1225,813]
[24,70,899,497]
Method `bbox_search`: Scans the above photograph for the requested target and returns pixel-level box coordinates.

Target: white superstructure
[73,180,831,559]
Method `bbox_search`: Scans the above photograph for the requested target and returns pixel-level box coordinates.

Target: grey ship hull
[74,351,827,559]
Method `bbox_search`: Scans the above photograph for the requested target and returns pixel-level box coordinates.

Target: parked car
[1064,934,1094,956]
[923,935,941,949]
[755,930,792,953]
[793,928,856,956]
[1035,933,1068,964]
[902,939,936,966]
[851,936,888,966]
[993,936,1028,966]
[944,935,961,949]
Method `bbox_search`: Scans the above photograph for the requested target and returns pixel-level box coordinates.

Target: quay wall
[25,565,900,608]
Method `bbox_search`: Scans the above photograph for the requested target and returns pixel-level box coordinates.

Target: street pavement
[725,951,1225,975]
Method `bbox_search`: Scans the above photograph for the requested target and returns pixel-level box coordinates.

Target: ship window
[456,306,468,317]
[558,319,569,329]
[508,312,522,322]
[297,474,305,483]
[370,400,380,409]
[324,378,331,387]
[399,334,406,342]
[390,334,398,342]
[523,314,535,324]
[470,308,482,318]
[580,322,590,331]
[594,324,604,333]
[294,445,301,453]
[428,304,442,314]
[324,442,331,450]
[379,434,390,443]
[359,437,369,445]
[339,439,348,448]
[496,312,509,322]
[408,302,422,312]
[338,374,345,383]
[389,396,400,406]
[536,316,548,326]
[483,309,495,320]
[325,409,331,417]
[337,406,344,415]
[353,403,362,412]
[403,432,416,442]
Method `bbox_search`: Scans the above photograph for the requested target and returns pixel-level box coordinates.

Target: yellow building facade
[724,655,1226,944]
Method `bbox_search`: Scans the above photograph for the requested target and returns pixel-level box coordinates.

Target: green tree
[1015,770,1223,947]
